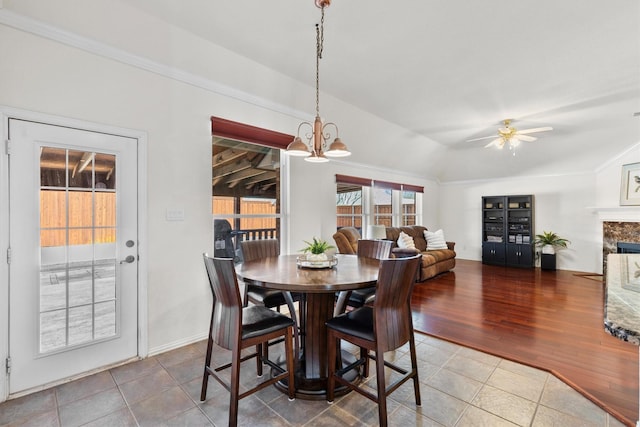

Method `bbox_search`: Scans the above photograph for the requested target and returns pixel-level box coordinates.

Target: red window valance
[211,117,293,149]
[335,174,372,187]
[402,184,424,193]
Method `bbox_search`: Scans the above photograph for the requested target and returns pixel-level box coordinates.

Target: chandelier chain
[285,1,350,162]
[315,6,325,117]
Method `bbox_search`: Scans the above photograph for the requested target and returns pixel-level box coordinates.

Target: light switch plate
[166,208,185,221]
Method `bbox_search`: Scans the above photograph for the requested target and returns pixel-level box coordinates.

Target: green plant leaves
[301,237,335,254]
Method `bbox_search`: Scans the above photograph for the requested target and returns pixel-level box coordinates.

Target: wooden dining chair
[240,239,285,308]
[334,239,393,315]
[200,254,295,426]
[326,254,422,427]
[239,239,301,358]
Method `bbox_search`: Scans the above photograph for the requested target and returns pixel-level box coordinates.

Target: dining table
[235,253,380,399]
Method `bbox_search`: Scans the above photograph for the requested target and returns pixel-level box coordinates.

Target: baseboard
[147,332,208,357]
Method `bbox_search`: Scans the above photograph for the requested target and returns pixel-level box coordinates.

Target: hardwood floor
[410,259,639,427]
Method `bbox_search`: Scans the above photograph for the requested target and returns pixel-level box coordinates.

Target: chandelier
[286,0,351,163]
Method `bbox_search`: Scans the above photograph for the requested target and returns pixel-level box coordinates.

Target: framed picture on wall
[620,162,640,206]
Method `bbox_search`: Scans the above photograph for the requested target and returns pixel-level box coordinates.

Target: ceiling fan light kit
[468,119,553,154]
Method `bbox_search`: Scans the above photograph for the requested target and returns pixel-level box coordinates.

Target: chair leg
[284,327,296,400]
[360,347,369,377]
[375,347,388,427]
[409,333,421,406]
[200,310,216,402]
[200,335,214,401]
[298,294,306,353]
[326,330,337,403]
[256,343,263,377]
[229,346,242,427]
[283,291,300,360]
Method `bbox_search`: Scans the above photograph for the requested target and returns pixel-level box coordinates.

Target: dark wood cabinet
[506,243,533,267]
[482,241,506,264]
[482,195,534,267]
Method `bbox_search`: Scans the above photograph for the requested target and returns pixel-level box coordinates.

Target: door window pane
[39,147,118,353]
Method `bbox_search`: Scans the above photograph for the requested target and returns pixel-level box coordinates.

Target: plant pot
[307,253,328,262]
[541,245,556,255]
[541,253,556,270]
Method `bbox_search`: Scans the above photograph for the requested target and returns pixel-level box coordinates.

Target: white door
[8,119,138,394]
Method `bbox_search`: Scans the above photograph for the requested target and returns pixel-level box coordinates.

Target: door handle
[120,255,136,264]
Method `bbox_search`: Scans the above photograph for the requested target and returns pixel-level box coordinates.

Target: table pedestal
[275,292,361,400]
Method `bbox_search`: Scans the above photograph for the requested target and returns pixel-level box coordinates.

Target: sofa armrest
[333,231,357,254]
[392,247,421,258]
[446,241,455,250]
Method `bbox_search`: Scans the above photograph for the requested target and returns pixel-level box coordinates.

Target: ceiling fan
[467,119,553,149]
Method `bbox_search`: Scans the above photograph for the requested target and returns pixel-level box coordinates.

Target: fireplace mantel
[588,206,640,222]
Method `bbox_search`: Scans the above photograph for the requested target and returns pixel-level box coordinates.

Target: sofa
[385,225,456,282]
[333,225,456,282]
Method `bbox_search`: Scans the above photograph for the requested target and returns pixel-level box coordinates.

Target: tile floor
[0,333,627,426]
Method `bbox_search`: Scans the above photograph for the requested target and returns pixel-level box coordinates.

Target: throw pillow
[397,231,416,250]
[424,229,448,250]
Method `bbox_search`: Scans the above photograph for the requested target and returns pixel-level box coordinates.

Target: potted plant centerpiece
[534,231,570,270]
[301,237,335,262]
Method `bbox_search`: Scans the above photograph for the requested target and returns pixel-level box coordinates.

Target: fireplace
[617,242,640,254]
[603,221,640,275]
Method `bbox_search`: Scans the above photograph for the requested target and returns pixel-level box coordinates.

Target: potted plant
[534,231,570,270]
[301,237,335,261]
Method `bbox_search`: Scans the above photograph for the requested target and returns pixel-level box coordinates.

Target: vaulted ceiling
[71,1,640,181]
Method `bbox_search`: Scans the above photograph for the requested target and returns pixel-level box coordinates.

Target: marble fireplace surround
[603,221,640,273]
[598,206,640,275]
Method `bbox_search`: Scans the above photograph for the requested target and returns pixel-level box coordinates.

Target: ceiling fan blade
[484,137,503,148]
[516,126,553,135]
[467,135,499,142]
[516,134,537,142]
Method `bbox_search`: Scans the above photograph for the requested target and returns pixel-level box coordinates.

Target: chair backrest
[357,239,393,260]
[240,239,280,263]
[202,254,242,350]
[213,219,236,258]
[332,227,361,254]
[374,254,421,352]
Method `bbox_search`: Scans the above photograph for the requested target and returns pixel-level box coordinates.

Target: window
[211,118,292,258]
[336,184,362,229]
[401,184,423,226]
[335,175,370,234]
[401,190,416,225]
[335,175,423,233]
[373,181,401,227]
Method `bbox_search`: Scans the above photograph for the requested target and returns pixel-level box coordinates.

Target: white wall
[440,173,600,273]
[0,11,438,356]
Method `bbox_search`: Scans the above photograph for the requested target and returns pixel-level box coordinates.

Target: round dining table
[235,253,380,399]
